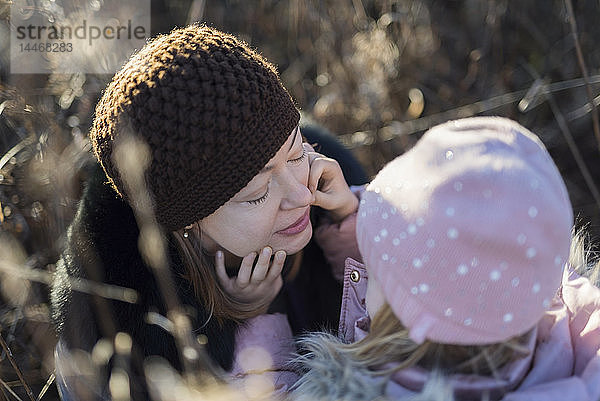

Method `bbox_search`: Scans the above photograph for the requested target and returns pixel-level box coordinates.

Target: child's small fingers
[266,251,286,281]
[252,247,272,282]
[214,251,229,286]
[303,142,315,153]
[308,159,325,194]
[271,275,283,294]
[236,252,256,287]
[306,149,323,169]
[313,189,336,208]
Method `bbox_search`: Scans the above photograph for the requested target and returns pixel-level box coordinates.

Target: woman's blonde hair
[338,304,533,378]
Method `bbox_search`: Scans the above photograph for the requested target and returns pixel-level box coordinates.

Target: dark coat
[51,164,238,398]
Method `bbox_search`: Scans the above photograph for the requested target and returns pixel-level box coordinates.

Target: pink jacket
[229,313,298,394]
[314,213,600,401]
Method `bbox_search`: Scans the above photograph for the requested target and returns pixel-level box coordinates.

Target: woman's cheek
[234,212,278,255]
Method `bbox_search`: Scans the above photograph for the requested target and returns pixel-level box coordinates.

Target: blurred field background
[0,0,600,399]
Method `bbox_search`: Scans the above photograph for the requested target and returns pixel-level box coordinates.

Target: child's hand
[215,247,286,314]
[305,143,359,222]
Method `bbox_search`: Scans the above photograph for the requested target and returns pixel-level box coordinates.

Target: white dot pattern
[530,179,539,189]
[355,117,572,347]
[528,206,538,218]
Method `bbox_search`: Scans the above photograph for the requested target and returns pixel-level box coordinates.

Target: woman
[50,25,361,400]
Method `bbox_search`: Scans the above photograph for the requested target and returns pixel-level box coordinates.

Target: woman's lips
[277,208,310,235]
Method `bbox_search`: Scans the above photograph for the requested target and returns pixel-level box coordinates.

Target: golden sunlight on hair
[345,304,534,377]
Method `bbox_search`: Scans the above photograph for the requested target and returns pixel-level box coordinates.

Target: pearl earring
[183,224,193,238]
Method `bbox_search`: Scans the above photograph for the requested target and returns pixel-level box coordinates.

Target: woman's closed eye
[287,147,306,165]
[247,190,269,205]
[247,183,270,205]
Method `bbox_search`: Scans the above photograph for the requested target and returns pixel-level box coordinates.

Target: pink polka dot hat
[356,117,573,345]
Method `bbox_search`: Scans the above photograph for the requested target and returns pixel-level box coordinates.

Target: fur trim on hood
[289,231,599,401]
[290,332,453,401]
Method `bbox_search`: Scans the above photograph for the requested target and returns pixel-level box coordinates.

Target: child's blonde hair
[338,229,598,378]
[347,304,533,378]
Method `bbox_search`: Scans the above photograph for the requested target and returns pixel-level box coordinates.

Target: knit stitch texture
[91,25,299,231]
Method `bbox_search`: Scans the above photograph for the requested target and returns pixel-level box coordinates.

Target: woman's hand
[215,247,286,314]
[305,143,359,222]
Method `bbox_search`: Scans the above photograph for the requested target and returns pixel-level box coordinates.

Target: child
[293,117,600,401]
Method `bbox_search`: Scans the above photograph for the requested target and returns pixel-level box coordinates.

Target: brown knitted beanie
[91,25,299,231]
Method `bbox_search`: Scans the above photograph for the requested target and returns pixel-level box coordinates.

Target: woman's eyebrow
[259,126,300,173]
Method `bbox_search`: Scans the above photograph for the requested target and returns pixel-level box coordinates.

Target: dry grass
[0,0,599,399]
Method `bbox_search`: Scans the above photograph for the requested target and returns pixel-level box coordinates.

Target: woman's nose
[280,175,313,210]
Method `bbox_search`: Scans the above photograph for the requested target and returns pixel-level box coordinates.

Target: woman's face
[199,127,313,257]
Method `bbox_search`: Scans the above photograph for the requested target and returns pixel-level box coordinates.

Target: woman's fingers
[251,247,272,282]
